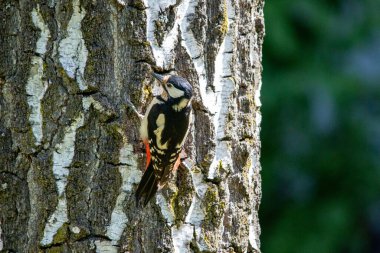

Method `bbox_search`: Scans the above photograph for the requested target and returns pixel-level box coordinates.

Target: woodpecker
[135,73,193,206]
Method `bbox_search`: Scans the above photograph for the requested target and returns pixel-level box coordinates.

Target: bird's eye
[166,83,173,88]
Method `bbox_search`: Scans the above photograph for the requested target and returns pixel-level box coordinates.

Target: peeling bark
[0,0,264,252]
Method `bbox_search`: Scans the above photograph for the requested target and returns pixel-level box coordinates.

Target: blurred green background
[260,0,380,252]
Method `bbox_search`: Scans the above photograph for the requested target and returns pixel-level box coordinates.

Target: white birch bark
[0,0,264,252]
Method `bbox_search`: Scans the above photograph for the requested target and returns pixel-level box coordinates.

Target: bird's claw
[125,100,143,120]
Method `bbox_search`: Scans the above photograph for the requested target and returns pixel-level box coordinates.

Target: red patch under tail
[143,140,151,170]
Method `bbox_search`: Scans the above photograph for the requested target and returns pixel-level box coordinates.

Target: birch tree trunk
[0,0,264,252]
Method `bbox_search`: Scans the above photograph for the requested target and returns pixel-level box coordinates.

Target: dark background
[260,0,380,252]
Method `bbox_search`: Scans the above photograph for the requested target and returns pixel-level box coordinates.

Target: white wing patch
[176,112,192,148]
[140,97,163,140]
[154,113,169,150]
[156,113,165,126]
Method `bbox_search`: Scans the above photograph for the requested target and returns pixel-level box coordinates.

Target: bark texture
[0,0,264,252]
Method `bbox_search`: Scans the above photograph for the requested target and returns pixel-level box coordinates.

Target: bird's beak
[151,73,169,100]
[152,73,170,85]
[152,73,165,83]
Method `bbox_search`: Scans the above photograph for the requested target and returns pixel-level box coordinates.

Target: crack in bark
[105,161,134,167]
[40,241,65,250]
[75,90,100,96]
[239,136,254,142]
[0,171,22,181]
[77,234,112,242]
[134,59,155,65]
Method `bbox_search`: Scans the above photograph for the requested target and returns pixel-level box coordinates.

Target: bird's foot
[125,100,144,120]
[179,150,194,170]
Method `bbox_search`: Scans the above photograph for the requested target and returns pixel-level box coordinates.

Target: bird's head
[152,73,193,102]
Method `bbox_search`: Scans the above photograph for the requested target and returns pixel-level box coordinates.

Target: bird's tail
[135,162,158,207]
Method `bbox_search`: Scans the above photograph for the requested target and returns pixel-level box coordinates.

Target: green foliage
[261,0,380,252]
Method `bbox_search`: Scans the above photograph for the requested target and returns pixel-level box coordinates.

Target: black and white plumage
[135,73,193,206]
